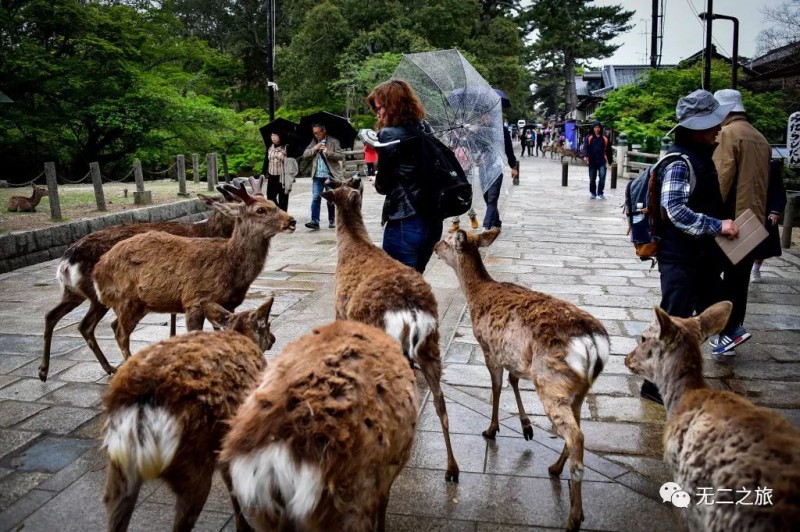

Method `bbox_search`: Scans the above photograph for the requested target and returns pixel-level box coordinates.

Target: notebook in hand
[715,208,768,266]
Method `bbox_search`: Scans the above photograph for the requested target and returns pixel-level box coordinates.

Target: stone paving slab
[0,153,797,530]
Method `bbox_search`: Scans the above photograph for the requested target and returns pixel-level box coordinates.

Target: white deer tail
[565,334,610,384]
[384,309,437,364]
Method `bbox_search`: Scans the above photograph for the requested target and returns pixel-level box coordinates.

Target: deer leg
[540,386,587,532]
[169,314,177,336]
[104,460,142,532]
[40,292,84,381]
[482,361,504,439]
[508,374,533,441]
[184,305,205,331]
[220,464,253,532]
[79,300,115,375]
[113,304,146,361]
[171,462,214,532]
[417,336,459,483]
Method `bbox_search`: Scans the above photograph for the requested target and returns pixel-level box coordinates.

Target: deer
[92,182,295,361]
[320,176,460,483]
[560,146,580,163]
[7,183,48,212]
[102,297,275,532]
[626,301,800,532]
[39,191,241,382]
[220,320,418,532]
[434,228,610,531]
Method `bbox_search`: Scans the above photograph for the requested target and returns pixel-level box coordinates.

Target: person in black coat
[751,159,788,281]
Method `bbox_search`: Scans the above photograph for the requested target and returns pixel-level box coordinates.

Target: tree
[757,0,800,54]
[529,0,633,113]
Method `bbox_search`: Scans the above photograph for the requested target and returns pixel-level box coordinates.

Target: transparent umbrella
[392,49,506,194]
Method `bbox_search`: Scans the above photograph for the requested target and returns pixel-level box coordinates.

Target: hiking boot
[449,220,460,233]
[468,213,479,229]
[640,380,664,405]
[305,221,320,230]
[711,327,751,355]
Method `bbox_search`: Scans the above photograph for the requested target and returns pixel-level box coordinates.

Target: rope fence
[58,170,91,184]
[8,171,45,187]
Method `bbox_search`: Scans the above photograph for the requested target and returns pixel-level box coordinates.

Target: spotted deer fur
[435,229,610,531]
[7,183,47,212]
[625,301,800,531]
[102,297,275,532]
[220,320,418,531]
[40,192,240,382]
[93,183,295,361]
[320,177,460,483]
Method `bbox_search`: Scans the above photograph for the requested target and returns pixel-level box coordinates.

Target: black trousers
[720,255,756,334]
[267,174,289,212]
[658,259,723,319]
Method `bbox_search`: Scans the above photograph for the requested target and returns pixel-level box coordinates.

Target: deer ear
[321,189,335,202]
[653,306,677,339]
[197,193,221,206]
[204,303,233,330]
[696,301,732,341]
[477,227,500,247]
[255,295,274,322]
[210,201,242,218]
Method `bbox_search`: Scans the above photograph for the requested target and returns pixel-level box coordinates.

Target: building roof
[748,41,800,70]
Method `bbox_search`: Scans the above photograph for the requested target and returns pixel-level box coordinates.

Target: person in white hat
[640,89,740,404]
[709,89,771,355]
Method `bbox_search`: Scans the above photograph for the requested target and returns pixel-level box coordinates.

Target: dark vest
[658,142,726,263]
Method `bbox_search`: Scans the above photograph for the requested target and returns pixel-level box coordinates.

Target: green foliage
[594,60,788,151]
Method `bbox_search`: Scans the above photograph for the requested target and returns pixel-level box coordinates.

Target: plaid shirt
[314,139,331,179]
[660,161,722,236]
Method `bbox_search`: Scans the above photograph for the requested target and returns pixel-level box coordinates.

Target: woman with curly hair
[366,79,442,273]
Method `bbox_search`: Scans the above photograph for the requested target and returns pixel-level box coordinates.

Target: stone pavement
[0,148,798,531]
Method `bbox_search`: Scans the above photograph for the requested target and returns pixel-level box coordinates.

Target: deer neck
[226,221,273,275]
[657,344,708,420]
[335,206,371,249]
[456,249,494,296]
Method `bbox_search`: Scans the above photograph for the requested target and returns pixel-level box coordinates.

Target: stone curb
[0,200,209,274]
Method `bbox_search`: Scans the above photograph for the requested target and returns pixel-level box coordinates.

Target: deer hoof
[522,424,533,441]
[445,468,459,483]
[566,513,583,532]
[38,365,48,382]
[105,365,118,376]
[481,428,498,439]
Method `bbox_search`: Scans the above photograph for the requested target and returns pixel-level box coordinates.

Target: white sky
[590,0,784,66]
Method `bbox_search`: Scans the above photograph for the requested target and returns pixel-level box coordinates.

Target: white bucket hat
[668,89,736,134]
[713,89,746,113]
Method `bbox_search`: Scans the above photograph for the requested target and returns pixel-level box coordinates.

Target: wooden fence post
[176,155,189,196]
[44,162,62,220]
[207,153,218,191]
[192,153,200,184]
[89,162,107,211]
[133,159,152,205]
[781,193,798,249]
[616,133,628,181]
[610,164,618,189]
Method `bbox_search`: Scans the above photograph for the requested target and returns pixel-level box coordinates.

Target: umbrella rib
[402,58,457,126]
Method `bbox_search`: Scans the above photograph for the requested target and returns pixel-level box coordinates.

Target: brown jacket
[713,114,770,224]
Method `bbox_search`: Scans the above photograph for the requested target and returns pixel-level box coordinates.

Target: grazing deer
[39,192,239,382]
[435,229,609,531]
[102,297,274,532]
[92,183,295,361]
[7,184,47,212]
[320,176,460,483]
[626,301,800,531]
[560,146,580,163]
[220,320,418,531]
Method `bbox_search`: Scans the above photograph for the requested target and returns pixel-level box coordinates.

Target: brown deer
[92,183,295,361]
[626,301,800,531]
[7,184,47,212]
[220,320,418,531]
[102,297,275,532]
[320,176,460,483]
[435,229,609,531]
[39,191,240,382]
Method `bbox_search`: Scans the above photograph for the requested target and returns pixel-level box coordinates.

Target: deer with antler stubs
[7,183,47,212]
[92,182,295,361]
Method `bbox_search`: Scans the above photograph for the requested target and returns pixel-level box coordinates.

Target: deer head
[321,176,363,208]
[434,228,501,269]
[204,296,276,352]
[214,183,296,235]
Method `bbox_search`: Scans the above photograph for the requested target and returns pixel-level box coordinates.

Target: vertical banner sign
[789,111,800,168]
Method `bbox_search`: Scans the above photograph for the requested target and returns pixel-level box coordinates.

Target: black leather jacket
[375,121,435,224]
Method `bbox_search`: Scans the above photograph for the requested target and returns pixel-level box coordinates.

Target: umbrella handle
[372,139,401,148]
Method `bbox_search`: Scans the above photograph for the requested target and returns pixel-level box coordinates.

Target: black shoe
[305,221,320,230]
[328,221,335,229]
[640,380,663,405]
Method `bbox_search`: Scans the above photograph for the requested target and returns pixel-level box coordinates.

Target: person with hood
[582,120,610,199]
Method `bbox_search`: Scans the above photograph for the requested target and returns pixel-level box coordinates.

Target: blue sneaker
[711,327,751,355]
[590,194,597,199]
[598,194,606,200]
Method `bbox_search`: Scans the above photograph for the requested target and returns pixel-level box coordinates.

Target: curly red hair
[366,79,426,129]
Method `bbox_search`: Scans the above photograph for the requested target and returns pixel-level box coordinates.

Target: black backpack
[624,153,695,261]
[416,132,472,219]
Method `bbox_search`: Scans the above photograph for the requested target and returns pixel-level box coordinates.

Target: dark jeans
[588,164,606,195]
[310,177,334,224]
[721,255,756,335]
[658,259,723,319]
[482,174,503,229]
[520,143,526,157]
[267,174,289,212]
[383,215,443,274]
[366,162,375,176]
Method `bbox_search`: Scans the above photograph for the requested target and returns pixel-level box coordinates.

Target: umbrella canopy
[259,118,308,159]
[298,111,357,149]
[494,88,511,109]
[392,49,506,194]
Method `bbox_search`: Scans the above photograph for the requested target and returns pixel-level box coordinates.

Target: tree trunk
[563,50,578,114]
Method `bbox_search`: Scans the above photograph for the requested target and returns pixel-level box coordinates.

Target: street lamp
[699,11,740,89]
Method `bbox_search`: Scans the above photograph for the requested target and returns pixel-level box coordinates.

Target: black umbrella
[259,118,308,159]
[298,111,357,149]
